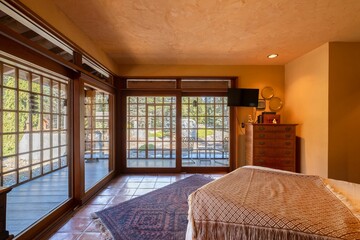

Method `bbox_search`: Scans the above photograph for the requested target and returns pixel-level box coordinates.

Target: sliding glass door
[124,92,230,171]
[0,60,70,236]
[126,96,176,168]
[181,96,229,167]
[84,87,111,191]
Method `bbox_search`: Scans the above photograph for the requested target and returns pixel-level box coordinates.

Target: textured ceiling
[53,0,360,65]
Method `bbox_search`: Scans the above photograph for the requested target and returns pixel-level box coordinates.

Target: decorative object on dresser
[261,111,280,124]
[245,123,297,172]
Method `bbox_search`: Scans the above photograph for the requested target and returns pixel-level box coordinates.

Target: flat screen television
[227,88,259,107]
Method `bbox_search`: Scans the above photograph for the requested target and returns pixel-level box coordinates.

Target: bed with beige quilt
[187,166,360,240]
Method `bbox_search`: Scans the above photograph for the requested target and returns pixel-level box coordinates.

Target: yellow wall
[19,0,119,74]
[328,42,360,183]
[118,64,284,167]
[284,43,329,177]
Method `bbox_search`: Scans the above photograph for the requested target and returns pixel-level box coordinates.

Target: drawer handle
[285,141,292,146]
[258,141,265,145]
[257,159,264,163]
[259,126,265,131]
[285,134,292,138]
[259,134,265,138]
[285,127,291,131]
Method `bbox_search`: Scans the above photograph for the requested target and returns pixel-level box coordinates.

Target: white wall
[284,43,329,177]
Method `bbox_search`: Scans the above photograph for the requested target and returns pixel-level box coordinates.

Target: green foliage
[1,77,42,156]
[139,143,155,151]
[197,129,214,139]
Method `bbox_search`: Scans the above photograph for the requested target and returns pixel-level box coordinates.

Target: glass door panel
[182,96,229,167]
[126,96,176,168]
[1,62,70,236]
[84,88,110,191]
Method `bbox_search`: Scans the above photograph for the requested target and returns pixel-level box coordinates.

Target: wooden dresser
[245,123,297,172]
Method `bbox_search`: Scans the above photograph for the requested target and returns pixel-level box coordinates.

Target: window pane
[3,134,16,156]
[19,112,30,132]
[43,78,51,95]
[18,154,30,167]
[19,167,30,183]
[43,161,51,173]
[43,132,51,148]
[32,113,41,131]
[60,99,67,114]
[52,81,59,97]
[52,147,59,158]
[52,159,59,170]
[60,115,67,130]
[3,88,16,110]
[18,134,29,154]
[3,65,16,88]
[32,74,41,93]
[19,69,30,91]
[52,98,59,113]
[60,83,67,98]
[30,94,40,112]
[52,114,59,130]
[19,91,30,111]
[32,133,41,151]
[43,96,51,112]
[3,172,17,187]
[32,164,41,178]
[60,131,67,145]
[52,132,59,146]
[3,111,16,133]
[43,114,51,130]
[60,146,67,158]
[43,149,51,161]
[2,156,16,172]
[32,151,41,164]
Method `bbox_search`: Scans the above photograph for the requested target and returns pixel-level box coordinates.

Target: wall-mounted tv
[227,88,259,107]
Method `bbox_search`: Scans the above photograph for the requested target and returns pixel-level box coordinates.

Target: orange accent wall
[284,43,329,178]
[285,42,360,184]
[328,42,360,183]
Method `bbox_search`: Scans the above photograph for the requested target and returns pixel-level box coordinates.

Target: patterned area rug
[93,175,213,240]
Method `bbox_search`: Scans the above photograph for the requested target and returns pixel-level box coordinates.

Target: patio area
[6,159,109,237]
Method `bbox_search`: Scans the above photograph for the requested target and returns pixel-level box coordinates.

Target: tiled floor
[49,173,224,240]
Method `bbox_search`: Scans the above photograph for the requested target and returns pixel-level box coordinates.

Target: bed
[187,166,360,240]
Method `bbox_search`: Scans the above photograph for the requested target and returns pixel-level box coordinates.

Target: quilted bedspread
[188,167,360,240]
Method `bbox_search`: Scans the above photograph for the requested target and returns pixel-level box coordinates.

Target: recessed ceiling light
[267,54,278,59]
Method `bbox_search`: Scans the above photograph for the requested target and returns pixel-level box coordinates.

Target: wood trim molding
[8,0,118,77]
[81,73,115,94]
[0,30,74,78]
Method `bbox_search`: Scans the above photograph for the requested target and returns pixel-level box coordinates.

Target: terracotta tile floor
[49,173,224,240]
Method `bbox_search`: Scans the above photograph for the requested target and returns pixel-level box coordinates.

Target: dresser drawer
[253,147,294,157]
[253,157,295,171]
[253,158,277,167]
[253,125,295,133]
[253,132,294,139]
[253,139,295,148]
